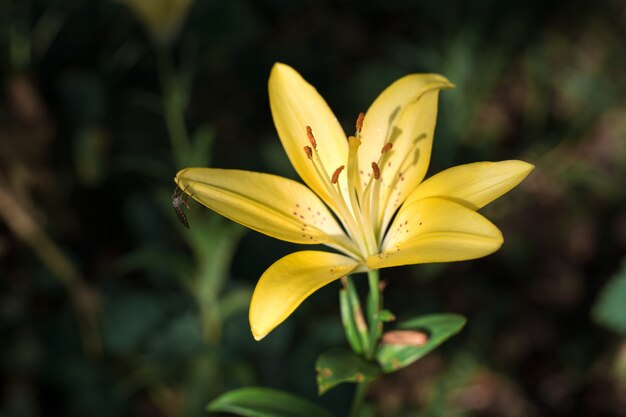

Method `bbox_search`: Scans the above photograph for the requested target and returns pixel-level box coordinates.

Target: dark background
[1,0,625,416]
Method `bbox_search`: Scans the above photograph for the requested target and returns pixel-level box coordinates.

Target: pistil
[346,136,377,255]
[303,127,369,258]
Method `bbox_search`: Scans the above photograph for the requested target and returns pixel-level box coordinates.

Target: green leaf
[207,387,334,417]
[315,349,380,395]
[378,309,396,322]
[339,276,370,354]
[339,288,364,354]
[593,259,626,336]
[376,314,466,373]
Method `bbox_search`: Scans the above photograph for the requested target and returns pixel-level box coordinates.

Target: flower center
[303,114,393,259]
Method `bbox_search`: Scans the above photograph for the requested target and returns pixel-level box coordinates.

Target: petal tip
[507,160,536,180]
[251,328,267,341]
[269,62,297,83]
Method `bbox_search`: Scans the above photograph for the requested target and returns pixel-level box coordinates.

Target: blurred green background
[1,0,626,416]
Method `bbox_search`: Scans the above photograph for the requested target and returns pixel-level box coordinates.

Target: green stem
[348,381,370,417]
[366,269,381,359]
[155,46,190,163]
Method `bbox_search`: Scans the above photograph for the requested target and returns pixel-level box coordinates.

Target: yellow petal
[175,168,357,254]
[404,160,534,210]
[367,198,503,269]
[249,251,361,340]
[357,74,454,229]
[269,63,348,210]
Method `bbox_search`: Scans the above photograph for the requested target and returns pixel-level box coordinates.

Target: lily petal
[358,74,454,229]
[175,168,357,254]
[404,160,535,210]
[367,197,502,269]
[249,251,361,340]
[269,63,348,209]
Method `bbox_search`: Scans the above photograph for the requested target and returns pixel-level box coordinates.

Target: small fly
[172,185,192,229]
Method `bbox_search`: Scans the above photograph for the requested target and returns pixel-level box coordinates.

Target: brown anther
[304,146,313,160]
[331,165,345,184]
[306,126,317,149]
[371,162,380,180]
[381,143,393,154]
[355,112,365,133]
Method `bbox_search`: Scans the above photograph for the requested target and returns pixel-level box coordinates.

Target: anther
[355,112,364,133]
[306,126,317,149]
[331,165,345,184]
[381,143,393,154]
[304,146,313,160]
[371,162,380,180]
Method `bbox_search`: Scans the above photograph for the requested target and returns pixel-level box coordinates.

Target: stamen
[304,146,313,160]
[331,165,345,184]
[371,162,380,180]
[355,112,364,133]
[361,142,395,243]
[304,140,367,257]
[306,126,317,149]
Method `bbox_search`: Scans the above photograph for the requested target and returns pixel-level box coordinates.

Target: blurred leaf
[219,286,253,322]
[149,310,203,356]
[184,124,215,166]
[102,292,167,355]
[207,387,334,417]
[113,246,189,279]
[592,259,626,336]
[315,349,380,395]
[376,314,466,373]
[73,126,110,187]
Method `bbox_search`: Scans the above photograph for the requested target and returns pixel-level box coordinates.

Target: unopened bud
[380,330,428,346]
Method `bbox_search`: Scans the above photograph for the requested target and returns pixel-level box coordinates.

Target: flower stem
[348,381,370,417]
[366,269,381,359]
[156,46,190,163]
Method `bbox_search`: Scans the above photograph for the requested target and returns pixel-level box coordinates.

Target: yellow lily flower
[175,63,533,340]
